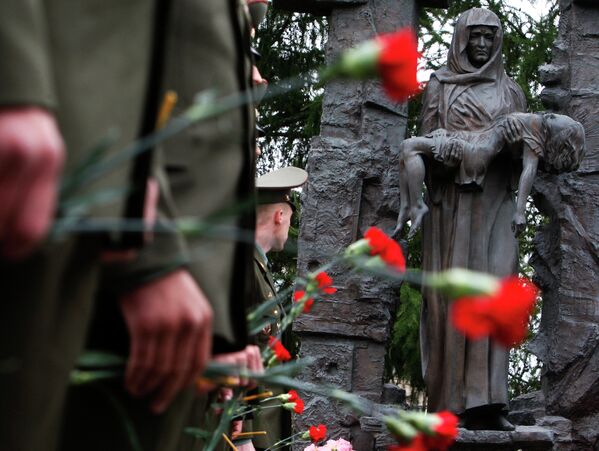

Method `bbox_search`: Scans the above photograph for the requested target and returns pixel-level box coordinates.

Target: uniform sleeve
[99,162,190,296]
[0,0,56,108]
[419,75,442,135]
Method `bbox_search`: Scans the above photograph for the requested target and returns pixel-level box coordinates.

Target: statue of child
[394,112,586,239]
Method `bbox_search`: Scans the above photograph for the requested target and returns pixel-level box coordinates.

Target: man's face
[467,25,495,68]
[272,203,293,252]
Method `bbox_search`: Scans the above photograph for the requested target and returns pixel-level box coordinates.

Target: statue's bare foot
[407,204,429,239]
[391,225,403,241]
[392,207,410,240]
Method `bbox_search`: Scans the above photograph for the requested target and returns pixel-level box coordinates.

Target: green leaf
[76,350,126,369]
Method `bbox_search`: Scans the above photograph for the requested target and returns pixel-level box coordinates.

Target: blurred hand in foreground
[0,107,65,259]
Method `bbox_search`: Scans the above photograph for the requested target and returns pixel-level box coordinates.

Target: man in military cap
[248,166,308,450]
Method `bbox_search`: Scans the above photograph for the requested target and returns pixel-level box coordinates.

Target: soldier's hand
[236,440,256,451]
[0,107,65,259]
[119,269,213,413]
[204,345,264,392]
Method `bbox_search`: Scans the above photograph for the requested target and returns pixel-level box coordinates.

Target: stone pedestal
[360,414,555,451]
[531,0,599,449]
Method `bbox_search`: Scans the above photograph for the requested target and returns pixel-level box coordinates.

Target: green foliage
[255,10,327,175]
[385,283,426,401]
[508,199,546,398]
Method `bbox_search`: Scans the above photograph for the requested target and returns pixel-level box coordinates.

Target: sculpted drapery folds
[418,8,526,428]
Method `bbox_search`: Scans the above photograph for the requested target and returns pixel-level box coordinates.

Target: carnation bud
[400,411,439,433]
[426,268,500,299]
[344,238,372,258]
[321,40,381,83]
[384,416,419,441]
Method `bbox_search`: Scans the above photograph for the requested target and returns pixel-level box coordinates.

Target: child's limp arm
[513,147,539,235]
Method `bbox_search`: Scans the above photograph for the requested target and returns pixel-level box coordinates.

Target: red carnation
[268,336,291,362]
[315,271,337,294]
[294,290,306,302]
[293,397,305,414]
[283,397,305,414]
[423,411,458,449]
[364,226,390,254]
[309,424,327,443]
[388,435,426,451]
[376,28,421,102]
[364,226,406,272]
[451,276,538,347]
[294,290,315,313]
[303,298,315,313]
[287,390,299,402]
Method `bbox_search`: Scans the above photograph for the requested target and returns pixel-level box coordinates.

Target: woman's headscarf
[435,8,506,85]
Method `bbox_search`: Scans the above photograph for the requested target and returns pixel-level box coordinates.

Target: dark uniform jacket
[251,246,288,450]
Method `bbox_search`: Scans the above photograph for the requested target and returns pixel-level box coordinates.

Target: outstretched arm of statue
[513,147,538,236]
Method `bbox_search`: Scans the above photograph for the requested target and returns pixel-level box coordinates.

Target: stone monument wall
[532,0,599,448]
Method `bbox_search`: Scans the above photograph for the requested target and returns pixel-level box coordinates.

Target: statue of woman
[417,8,526,430]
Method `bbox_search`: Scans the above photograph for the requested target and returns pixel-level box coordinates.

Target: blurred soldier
[58,0,258,451]
[0,2,188,451]
[0,2,255,451]
[249,167,308,450]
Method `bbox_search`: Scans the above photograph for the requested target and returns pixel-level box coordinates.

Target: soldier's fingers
[193,307,212,379]
[237,352,249,387]
[191,317,214,394]
[179,325,201,388]
[151,366,187,414]
[139,329,176,396]
[125,333,157,397]
[245,345,262,390]
[150,326,197,413]
[246,345,263,374]
[150,336,194,414]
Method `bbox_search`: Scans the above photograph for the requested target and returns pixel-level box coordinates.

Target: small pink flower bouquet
[304,438,355,451]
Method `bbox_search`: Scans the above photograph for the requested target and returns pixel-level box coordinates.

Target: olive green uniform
[251,246,287,450]
[0,2,162,451]
[0,1,254,451]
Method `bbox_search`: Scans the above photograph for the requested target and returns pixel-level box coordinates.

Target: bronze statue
[399,8,533,430]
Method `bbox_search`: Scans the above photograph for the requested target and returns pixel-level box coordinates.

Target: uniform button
[267,293,273,298]
[273,309,279,315]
